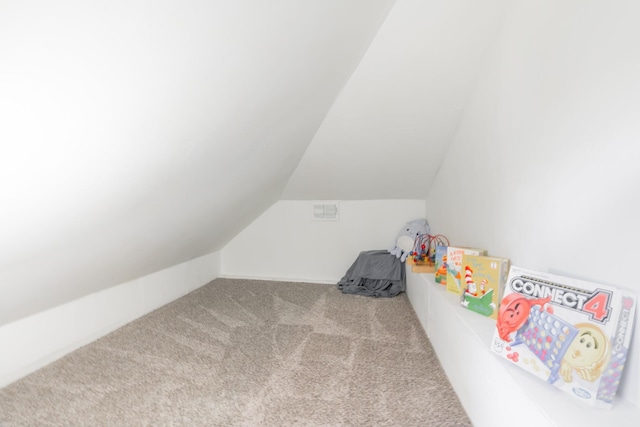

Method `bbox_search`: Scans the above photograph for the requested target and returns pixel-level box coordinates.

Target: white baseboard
[219,273,338,285]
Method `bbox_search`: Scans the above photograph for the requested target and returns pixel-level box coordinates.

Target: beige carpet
[0,278,471,426]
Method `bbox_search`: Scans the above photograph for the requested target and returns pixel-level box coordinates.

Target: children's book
[491,266,637,408]
[434,245,448,285]
[460,255,509,319]
[445,246,486,295]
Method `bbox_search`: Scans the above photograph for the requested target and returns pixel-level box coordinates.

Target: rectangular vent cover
[312,201,340,221]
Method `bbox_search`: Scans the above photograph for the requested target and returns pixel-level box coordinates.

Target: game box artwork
[491,266,636,408]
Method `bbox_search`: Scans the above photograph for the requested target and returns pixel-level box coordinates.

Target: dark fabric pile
[337,250,406,297]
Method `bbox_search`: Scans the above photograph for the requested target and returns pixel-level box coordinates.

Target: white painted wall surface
[424,0,640,411]
[0,251,220,387]
[283,0,509,200]
[0,0,395,327]
[221,200,425,283]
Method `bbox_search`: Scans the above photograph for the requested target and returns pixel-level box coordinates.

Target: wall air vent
[312,201,340,221]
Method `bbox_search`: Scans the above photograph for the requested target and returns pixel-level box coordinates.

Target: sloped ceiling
[283,0,508,199]
[0,0,396,325]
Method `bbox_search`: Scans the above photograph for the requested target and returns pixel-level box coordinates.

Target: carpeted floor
[0,278,472,426]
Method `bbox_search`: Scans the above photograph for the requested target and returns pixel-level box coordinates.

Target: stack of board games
[491,266,636,408]
[445,246,486,295]
[460,255,509,319]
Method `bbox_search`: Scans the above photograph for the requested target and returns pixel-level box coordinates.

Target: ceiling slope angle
[0,0,395,326]
[282,0,509,200]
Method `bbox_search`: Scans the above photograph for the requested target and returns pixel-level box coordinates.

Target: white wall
[0,0,395,327]
[0,251,220,388]
[221,200,426,283]
[283,0,508,200]
[425,0,640,409]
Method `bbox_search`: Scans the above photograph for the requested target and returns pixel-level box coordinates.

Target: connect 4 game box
[491,266,636,408]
